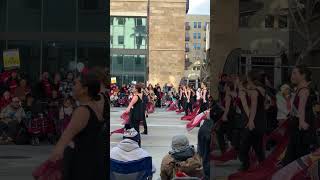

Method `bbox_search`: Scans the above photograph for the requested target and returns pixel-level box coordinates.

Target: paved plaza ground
[0,107,238,180]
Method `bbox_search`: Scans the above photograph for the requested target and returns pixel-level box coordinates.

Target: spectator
[6,71,20,94]
[0,91,12,110]
[276,84,291,124]
[14,78,30,102]
[110,126,156,178]
[59,97,74,133]
[160,135,203,180]
[52,73,61,95]
[40,72,53,99]
[60,72,74,98]
[0,97,25,144]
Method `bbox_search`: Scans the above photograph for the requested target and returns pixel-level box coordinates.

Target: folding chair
[110,157,153,180]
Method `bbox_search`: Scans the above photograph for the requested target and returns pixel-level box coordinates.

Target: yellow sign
[111,77,117,84]
[3,49,20,70]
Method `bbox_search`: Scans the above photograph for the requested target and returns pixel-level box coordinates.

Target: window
[265,15,274,28]
[193,33,197,39]
[279,15,288,29]
[239,15,249,27]
[198,33,201,39]
[110,36,113,44]
[194,22,197,28]
[118,18,125,25]
[197,43,201,50]
[136,18,143,26]
[118,36,124,45]
[198,22,201,28]
[26,0,41,9]
[185,43,189,49]
[193,43,197,49]
[79,0,99,9]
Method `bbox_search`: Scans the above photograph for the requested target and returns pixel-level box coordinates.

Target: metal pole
[146,0,150,85]
[5,0,8,49]
[75,0,78,68]
[40,0,44,76]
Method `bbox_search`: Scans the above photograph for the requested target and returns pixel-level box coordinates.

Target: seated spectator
[60,72,74,98]
[0,97,25,144]
[160,135,203,180]
[110,125,156,179]
[276,84,291,124]
[0,91,12,110]
[14,78,30,102]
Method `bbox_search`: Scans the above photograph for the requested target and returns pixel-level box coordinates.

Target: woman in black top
[199,82,209,114]
[239,71,266,171]
[125,83,144,146]
[281,65,317,166]
[49,71,107,180]
[185,85,193,115]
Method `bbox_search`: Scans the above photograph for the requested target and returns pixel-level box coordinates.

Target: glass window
[193,33,197,39]
[79,0,99,10]
[110,36,113,45]
[110,16,147,49]
[78,0,105,32]
[197,43,201,50]
[123,55,134,72]
[239,15,249,27]
[279,15,288,29]
[194,22,197,28]
[185,43,189,49]
[118,17,125,25]
[118,36,124,45]
[193,43,197,49]
[265,15,274,28]
[135,55,145,72]
[198,22,201,28]
[185,22,189,26]
[0,1,6,32]
[111,55,123,73]
[198,33,201,39]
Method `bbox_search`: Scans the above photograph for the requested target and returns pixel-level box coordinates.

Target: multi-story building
[110,0,188,87]
[184,15,210,82]
[0,0,107,81]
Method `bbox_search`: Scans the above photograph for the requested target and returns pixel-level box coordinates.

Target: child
[59,97,74,133]
[23,94,40,145]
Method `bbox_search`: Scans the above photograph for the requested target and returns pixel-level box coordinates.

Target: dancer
[238,71,266,171]
[216,81,236,153]
[280,65,317,167]
[142,87,148,135]
[185,85,193,116]
[178,86,185,111]
[199,83,209,114]
[124,83,145,147]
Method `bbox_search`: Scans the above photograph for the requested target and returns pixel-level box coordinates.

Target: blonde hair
[280,84,290,94]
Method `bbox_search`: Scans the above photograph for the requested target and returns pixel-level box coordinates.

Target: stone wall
[148,0,186,88]
[210,0,239,98]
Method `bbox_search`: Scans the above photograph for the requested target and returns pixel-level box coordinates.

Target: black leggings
[216,121,233,153]
[239,128,265,168]
[281,118,316,166]
[185,102,193,115]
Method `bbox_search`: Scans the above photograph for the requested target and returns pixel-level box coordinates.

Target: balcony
[185,36,190,41]
[186,25,190,30]
[185,48,190,52]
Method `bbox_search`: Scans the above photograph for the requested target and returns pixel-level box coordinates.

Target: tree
[289,0,320,64]
[200,49,210,84]
[130,24,147,49]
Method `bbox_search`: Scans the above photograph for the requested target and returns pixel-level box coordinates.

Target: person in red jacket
[6,71,20,94]
[0,91,12,110]
[40,72,53,99]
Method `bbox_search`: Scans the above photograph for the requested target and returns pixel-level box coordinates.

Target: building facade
[184,15,210,81]
[111,0,187,87]
[0,0,107,81]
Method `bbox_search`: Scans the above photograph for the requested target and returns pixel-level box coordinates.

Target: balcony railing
[186,25,190,30]
[185,36,190,41]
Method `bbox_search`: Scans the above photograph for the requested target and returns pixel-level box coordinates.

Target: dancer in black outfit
[141,88,148,135]
[239,71,266,171]
[199,82,209,113]
[178,86,184,110]
[185,85,193,115]
[216,81,236,153]
[125,83,144,147]
[49,71,107,180]
[280,65,317,166]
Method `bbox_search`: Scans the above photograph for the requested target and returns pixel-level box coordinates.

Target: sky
[188,0,210,15]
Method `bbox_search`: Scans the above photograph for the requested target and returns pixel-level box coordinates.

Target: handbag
[32,159,63,180]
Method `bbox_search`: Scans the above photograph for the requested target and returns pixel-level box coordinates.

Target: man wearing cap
[160,135,203,180]
[110,125,156,178]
